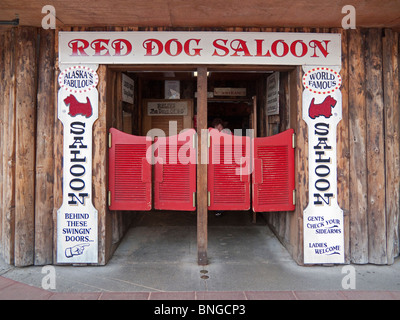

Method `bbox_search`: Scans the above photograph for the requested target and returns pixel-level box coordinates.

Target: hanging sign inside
[213,87,246,96]
[266,72,280,115]
[122,73,134,104]
[57,64,99,264]
[302,66,344,264]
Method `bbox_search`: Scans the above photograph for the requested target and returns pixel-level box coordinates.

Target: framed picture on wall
[165,80,180,99]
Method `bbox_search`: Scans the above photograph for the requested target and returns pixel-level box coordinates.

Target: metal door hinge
[193,192,196,207]
[293,189,296,206]
[108,132,112,148]
[292,133,296,149]
[108,190,111,207]
[207,191,211,206]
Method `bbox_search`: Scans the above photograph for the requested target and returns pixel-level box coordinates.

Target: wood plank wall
[348,28,399,265]
[0,27,43,266]
[0,26,398,266]
[266,27,400,265]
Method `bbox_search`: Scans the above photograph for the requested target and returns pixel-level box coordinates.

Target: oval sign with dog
[58,65,99,93]
[302,67,341,95]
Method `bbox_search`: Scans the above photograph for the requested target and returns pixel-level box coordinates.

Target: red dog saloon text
[68,38,331,58]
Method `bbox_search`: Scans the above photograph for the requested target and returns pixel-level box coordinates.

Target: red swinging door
[108,128,294,213]
[252,129,295,212]
[154,129,197,211]
[108,128,196,212]
[108,128,152,211]
[208,129,251,211]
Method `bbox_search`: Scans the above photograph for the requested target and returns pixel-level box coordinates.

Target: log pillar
[196,67,208,265]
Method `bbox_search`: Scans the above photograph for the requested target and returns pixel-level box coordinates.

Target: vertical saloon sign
[57,65,99,263]
[302,66,344,264]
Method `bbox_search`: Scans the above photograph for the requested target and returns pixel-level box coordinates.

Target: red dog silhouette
[308,96,337,119]
[64,95,92,118]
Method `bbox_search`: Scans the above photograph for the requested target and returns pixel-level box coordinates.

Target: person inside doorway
[211,118,231,134]
[211,117,224,132]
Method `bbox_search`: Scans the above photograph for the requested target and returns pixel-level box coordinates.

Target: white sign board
[147,100,188,116]
[302,66,344,264]
[57,65,99,264]
[266,72,280,115]
[59,31,341,66]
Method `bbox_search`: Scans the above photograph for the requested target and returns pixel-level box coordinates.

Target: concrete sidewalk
[1,211,400,299]
[1,276,400,300]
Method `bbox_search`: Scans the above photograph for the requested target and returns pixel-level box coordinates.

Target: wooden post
[53,27,68,263]
[338,28,350,263]
[289,66,307,264]
[197,66,208,265]
[383,28,400,264]
[34,29,55,265]
[94,64,111,265]
[2,29,16,265]
[0,32,4,261]
[14,27,38,266]
[365,28,387,264]
[348,29,368,263]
